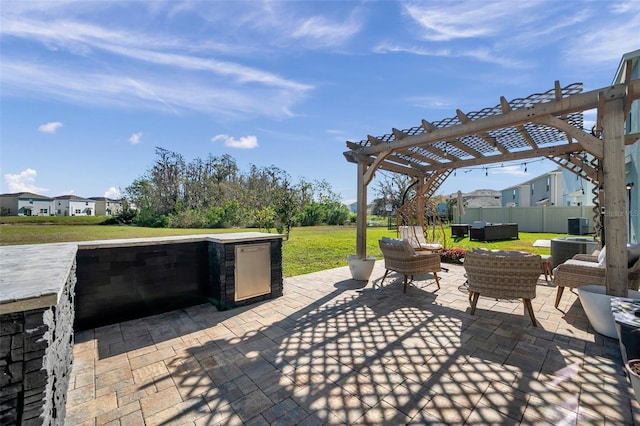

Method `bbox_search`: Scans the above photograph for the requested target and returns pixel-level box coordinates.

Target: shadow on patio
[65,262,638,425]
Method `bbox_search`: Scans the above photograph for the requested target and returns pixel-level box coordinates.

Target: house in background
[460,189,501,208]
[616,49,640,244]
[89,197,123,216]
[501,168,595,207]
[0,192,55,216]
[55,195,96,216]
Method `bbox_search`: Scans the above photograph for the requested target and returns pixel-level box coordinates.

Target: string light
[455,158,543,175]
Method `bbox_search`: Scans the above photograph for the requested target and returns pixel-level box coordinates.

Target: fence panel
[458,206,597,234]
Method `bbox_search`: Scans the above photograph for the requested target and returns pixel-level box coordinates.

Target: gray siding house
[0,192,55,216]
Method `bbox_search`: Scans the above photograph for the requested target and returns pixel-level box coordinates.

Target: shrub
[441,247,466,264]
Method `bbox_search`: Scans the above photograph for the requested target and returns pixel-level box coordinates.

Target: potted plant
[626,359,640,404]
[347,255,376,281]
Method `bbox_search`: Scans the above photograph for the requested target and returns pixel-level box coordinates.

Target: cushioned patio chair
[463,249,541,326]
[378,237,441,293]
[398,225,443,253]
[552,246,640,308]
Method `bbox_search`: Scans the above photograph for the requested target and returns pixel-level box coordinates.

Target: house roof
[55,195,95,202]
[0,192,54,200]
[88,197,122,202]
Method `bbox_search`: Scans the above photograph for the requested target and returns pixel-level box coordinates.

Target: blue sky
[1,1,638,204]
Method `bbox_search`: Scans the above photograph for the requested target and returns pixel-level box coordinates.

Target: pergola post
[356,160,368,258]
[602,91,629,296]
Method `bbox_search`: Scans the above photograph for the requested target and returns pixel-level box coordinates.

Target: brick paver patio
[65,261,640,425]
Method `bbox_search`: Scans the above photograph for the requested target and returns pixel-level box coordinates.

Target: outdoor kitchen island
[0,232,283,425]
[75,233,284,329]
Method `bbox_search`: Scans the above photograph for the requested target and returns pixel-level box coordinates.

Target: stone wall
[0,259,76,425]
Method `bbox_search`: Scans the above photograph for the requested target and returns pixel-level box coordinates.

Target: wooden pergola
[344,64,640,296]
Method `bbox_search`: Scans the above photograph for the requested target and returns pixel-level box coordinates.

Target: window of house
[531,183,534,195]
[40,208,48,214]
[512,189,516,200]
[29,199,33,204]
[546,177,550,191]
[57,210,61,215]
[75,209,81,214]
[85,202,88,206]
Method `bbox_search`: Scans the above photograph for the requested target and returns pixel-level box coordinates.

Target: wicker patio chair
[552,250,640,308]
[463,249,541,326]
[398,225,443,252]
[378,238,441,293]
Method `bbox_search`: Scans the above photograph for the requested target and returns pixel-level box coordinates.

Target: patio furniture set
[380,228,640,332]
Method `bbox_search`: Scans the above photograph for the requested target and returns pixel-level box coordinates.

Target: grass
[0,217,565,277]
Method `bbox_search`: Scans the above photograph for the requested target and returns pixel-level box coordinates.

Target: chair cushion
[565,259,605,269]
[381,237,404,246]
[598,246,606,266]
[628,244,640,267]
[582,245,640,268]
[472,248,529,257]
[422,243,443,250]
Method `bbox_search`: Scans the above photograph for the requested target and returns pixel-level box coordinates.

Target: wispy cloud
[404,95,454,110]
[38,121,63,133]
[2,60,304,119]
[491,165,528,176]
[566,4,640,64]
[129,132,143,145]
[402,1,539,42]
[291,15,361,47]
[1,9,313,118]
[212,134,258,149]
[373,42,526,68]
[3,168,47,193]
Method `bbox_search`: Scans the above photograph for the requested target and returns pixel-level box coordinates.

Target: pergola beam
[357,81,639,156]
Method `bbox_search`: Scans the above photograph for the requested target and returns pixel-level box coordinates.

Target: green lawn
[0,218,565,277]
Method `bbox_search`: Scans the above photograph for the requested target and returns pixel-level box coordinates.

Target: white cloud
[491,165,528,176]
[129,132,143,144]
[104,187,121,198]
[3,168,47,193]
[38,121,63,133]
[212,134,258,149]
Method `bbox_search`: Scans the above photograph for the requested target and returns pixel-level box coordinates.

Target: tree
[374,174,417,215]
[273,175,300,240]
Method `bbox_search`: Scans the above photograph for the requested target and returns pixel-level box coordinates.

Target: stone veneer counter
[0,243,78,314]
[1,243,78,424]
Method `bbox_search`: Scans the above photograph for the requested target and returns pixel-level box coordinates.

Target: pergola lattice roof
[345,82,586,184]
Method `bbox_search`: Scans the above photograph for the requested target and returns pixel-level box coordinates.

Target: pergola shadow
[67,263,637,425]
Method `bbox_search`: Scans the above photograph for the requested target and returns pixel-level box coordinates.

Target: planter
[626,359,640,404]
[577,285,640,338]
[348,255,376,281]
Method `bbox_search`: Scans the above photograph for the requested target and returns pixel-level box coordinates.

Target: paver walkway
[65,261,640,425]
